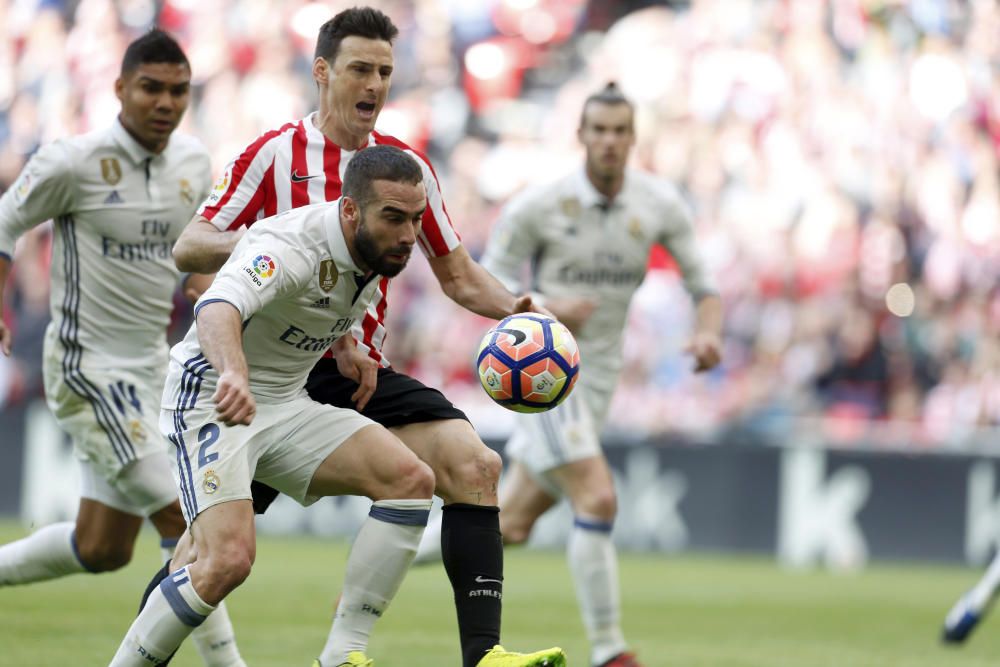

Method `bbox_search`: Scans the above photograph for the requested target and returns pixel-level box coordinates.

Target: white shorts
[43,355,171,486]
[505,382,612,483]
[79,454,178,517]
[160,395,375,524]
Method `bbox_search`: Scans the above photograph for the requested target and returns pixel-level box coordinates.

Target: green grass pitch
[2,521,1000,666]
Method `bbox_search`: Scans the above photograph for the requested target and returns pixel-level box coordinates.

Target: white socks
[568,517,626,666]
[160,538,246,667]
[0,522,90,585]
[110,565,215,666]
[317,499,432,666]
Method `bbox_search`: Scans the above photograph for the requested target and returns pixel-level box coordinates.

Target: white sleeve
[194,243,307,320]
[480,194,544,294]
[0,141,76,259]
[658,191,717,299]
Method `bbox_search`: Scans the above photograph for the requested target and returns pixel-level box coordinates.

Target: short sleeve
[195,242,308,320]
[480,194,543,293]
[0,141,76,259]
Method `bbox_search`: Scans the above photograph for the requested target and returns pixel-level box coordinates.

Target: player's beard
[355,220,411,277]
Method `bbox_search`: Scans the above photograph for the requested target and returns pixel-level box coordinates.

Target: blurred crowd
[1,0,999,449]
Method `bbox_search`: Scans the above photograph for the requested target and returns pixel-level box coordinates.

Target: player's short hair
[315,7,400,62]
[342,145,423,207]
[120,29,189,77]
[580,82,635,129]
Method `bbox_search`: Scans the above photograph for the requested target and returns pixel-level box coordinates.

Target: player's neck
[586,166,624,202]
[118,113,167,154]
[313,110,369,150]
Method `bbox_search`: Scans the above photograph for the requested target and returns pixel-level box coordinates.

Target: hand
[334,340,378,412]
[212,370,255,426]
[685,331,722,373]
[0,317,11,356]
[510,294,554,320]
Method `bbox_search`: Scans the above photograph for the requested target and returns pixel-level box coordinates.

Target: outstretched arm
[429,245,548,319]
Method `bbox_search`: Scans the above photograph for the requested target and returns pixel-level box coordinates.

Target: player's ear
[114,75,125,103]
[313,57,330,87]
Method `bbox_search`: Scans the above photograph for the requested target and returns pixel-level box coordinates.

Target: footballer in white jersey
[110,145,437,667]
[420,83,723,667]
[0,30,246,667]
[0,120,210,477]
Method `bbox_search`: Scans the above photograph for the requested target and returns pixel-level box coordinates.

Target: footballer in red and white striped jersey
[197,111,460,367]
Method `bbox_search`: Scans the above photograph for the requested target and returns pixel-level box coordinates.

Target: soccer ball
[476,313,581,413]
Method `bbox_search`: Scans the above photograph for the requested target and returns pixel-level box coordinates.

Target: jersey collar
[111,118,160,166]
[306,111,377,152]
[324,198,366,277]
[573,167,623,211]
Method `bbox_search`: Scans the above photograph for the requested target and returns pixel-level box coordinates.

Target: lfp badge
[253,255,276,279]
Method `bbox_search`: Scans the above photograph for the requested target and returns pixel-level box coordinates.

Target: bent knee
[575,489,618,522]
[440,445,502,500]
[201,547,253,593]
[387,458,435,499]
[76,541,134,573]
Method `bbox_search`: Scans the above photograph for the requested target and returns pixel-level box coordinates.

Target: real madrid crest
[100,157,122,186]
[319,259,338,292]
[179,178,194,205]
[129,419,148,444]
[628,217,644,240]
[203,469,221,494]
[560,197,582,218]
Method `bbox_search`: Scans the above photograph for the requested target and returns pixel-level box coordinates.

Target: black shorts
[249,357,468,513]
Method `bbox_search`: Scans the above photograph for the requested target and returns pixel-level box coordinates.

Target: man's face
[317,36,394,144]
[116,62,191,153]
[578,102,635,181]
[351,179,426,277]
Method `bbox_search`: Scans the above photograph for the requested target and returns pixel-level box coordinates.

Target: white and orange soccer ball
[476,313,581,413]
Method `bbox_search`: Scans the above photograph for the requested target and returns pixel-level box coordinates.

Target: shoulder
[236,119,303,161]
[507,173,574,214]
[372,130,437,173]
[627,169,684,208]
[167,131,211,160]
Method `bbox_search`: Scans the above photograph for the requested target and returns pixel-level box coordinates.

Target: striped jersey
[165,200,382,406]
[196,112,461,367]
[0,120,211,369]
[482,167,717,391]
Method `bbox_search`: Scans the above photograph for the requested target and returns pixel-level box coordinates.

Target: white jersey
[164,199,382,408]
[0,120,211,369]
[482,167,716,391]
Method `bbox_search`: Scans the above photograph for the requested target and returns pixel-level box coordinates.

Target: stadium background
[1,0,1000,565]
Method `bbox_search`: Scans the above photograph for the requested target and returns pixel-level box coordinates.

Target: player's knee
[578,488,617,521]
[442,445,502,501]
[200,544,254,598]
[390,457,435,499]
[77,540,134,572]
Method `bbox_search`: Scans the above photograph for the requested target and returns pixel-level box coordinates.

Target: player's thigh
[506,385,602,486]
[306,421,434,500]
[391,418,500,500]
[248,397,429,502]
[160,406,255,525]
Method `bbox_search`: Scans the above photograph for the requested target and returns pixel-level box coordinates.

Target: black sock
[138,561,179,666]
[441,503,503,667]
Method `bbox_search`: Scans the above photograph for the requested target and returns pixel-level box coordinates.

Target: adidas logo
[104,190,123,204]
[309,297,330,308]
